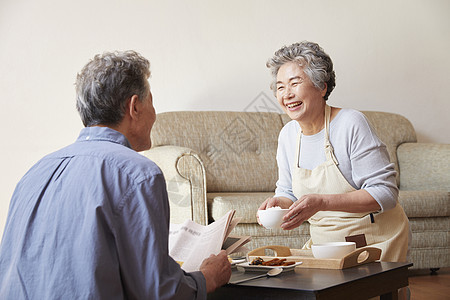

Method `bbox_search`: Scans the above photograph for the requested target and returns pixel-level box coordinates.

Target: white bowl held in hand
[311,242,356,259]
[257,207,289,229]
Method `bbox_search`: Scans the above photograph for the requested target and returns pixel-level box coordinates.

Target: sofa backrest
[151,110,417,191]
[150,111,284,192]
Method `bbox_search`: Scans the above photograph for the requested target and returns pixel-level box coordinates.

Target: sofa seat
[408,217,449,269]
[209,190,449,221]
[207,192,310,250]
[399,190,450,269]
[208,191,450,262]
[409,218,449,247]
[208,192,271,223]
[399,190,449,217]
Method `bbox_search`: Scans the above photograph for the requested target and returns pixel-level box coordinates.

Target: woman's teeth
[287,102,301,108]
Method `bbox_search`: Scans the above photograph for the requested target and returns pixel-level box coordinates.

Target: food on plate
[250,257,264,265]
[250,257,295,266]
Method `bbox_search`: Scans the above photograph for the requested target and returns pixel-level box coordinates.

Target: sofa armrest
[398,143,450,191]
[141,145,208,225]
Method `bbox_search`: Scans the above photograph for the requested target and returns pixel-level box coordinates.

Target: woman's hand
[258,196,292,210]
[280,190,381,230]
[281,194,325,230]
[257,196,292,225]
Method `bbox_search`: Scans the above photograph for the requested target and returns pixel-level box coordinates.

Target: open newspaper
[169,210,251,272]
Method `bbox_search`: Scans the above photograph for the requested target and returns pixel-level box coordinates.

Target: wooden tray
[247,245,381,269]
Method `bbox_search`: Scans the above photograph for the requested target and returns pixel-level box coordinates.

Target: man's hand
[199,250,231,293]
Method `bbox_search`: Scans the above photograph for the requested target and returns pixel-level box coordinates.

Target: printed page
[169,210,234,272]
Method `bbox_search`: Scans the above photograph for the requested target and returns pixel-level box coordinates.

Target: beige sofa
[142,110,449,270]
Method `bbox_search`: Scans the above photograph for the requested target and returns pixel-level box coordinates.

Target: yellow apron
[292,105,409,262]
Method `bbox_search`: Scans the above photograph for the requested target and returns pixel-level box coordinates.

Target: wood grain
[248,245,381,269]
[409,268,450,300]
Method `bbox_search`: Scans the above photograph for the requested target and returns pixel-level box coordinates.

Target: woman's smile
[285,101,303,110]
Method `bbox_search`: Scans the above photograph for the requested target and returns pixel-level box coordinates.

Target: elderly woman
[258,41,410,263]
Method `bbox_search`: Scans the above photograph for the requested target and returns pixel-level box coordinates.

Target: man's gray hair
[266,41,335,100]
[76,50,150,127]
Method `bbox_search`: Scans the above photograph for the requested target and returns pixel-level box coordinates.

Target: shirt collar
[77,127,132,149]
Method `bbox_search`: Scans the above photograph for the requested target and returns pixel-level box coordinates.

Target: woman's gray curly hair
[76,50,150,127]
[266,41,335,100]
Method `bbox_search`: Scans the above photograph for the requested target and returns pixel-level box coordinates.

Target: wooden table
[208,262,412,300]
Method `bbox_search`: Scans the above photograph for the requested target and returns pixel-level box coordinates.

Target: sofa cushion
[399,190,449,218]
[151,111,284,192]
[208,192,309,236]
[409,217,449,248]
[208,192,311,251]
[208,190,449,222]
[207,192,272,223]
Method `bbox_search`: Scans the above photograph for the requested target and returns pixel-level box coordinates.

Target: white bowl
[257,208,289,229]
[311,242,356,259]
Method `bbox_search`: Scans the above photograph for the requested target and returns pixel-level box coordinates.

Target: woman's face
[276,62,326,123]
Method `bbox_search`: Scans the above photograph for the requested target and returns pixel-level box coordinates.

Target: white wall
[1,0,449,238]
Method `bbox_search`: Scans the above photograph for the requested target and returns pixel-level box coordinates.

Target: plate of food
[236,257,302,271]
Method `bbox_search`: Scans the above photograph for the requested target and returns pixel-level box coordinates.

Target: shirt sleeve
[274,125,297,202]
[346,112,399,212]
[113,173,206,300]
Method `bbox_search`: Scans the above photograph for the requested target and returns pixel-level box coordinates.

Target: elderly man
[0,51,231,299]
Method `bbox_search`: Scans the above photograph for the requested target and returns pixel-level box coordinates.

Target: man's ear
[127,95,140,121]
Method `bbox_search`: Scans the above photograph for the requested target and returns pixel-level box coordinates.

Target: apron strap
[295,128,302,168]
[324,105,339,165]
[295,104,338,167]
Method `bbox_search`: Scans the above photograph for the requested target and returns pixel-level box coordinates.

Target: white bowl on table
[257,207,289,229]
[311,242,356,259]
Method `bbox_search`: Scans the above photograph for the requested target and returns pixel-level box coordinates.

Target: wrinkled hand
[199,250,231,293]
[281,194,325,230]
[257,197,292,225]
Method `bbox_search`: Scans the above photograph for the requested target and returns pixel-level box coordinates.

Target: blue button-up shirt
[0,127,206,299]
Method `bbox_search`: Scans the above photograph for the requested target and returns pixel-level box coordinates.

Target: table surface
[208,261,412,300]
